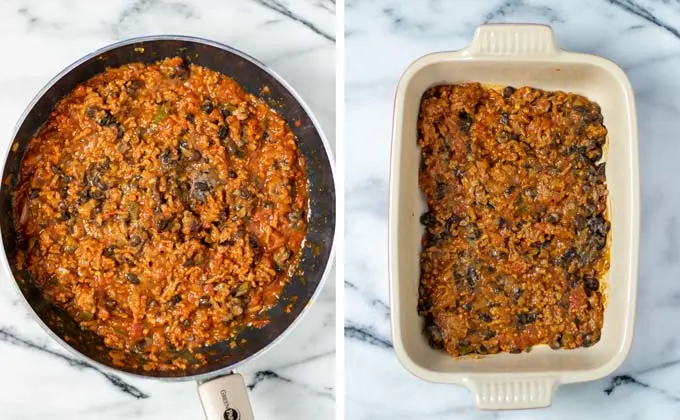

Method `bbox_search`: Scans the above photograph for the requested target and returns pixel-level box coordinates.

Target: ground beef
[417,83,610,356]
[14,57,307,370]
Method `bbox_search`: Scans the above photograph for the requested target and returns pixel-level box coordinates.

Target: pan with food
[0,36,335,420]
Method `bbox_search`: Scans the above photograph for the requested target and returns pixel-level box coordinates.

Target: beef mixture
[417,83,610,356]
[14,57,307,370]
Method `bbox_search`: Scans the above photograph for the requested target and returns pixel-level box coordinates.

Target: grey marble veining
[345,0,680,419]
[0,1,335,419]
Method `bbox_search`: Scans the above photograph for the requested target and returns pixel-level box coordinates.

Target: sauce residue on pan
[14,57,308,371]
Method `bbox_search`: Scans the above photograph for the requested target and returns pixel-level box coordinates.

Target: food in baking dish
[417,82,609,356]
[14,57,308,370]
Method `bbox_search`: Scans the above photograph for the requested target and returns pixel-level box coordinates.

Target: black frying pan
[0,36,335,420]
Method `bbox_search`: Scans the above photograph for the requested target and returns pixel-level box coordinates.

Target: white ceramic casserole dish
[388,24,639,410]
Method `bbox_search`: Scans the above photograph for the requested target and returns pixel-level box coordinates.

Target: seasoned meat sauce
[417,83,609,356]
[14,57,307,370]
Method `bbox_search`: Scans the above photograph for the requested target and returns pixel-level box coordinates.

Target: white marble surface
[345,0,680,418]
[0,1,335,419]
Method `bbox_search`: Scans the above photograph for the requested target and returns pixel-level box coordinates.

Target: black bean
[86,106,97,119]
[490,249,508,259]
[198,296,211,308]
[173,62,190,80]
[50,164,64,176]
[186,113,195,123]
[129,235,142,247]
[30,188,40,199]
[584,277,600,292]
[218,125,228,140]
[228,170,238,179]
[564,145,577,156]
[58,210,71,222]
[160,149,174,165]
[103,246,116,258]
[195,181,210,191]
[225,140,238,155]
[168,294,182,306]
[498,217,507,229]
[549,334,563,349]
[512,287,524,302]
[535,237,553,249]
[181,318,192,328]
[115,123,124,139]
[524,187,538,199]
[98,111,114,127]
[93,178,107,191]
[89,189,105,200]
[546,213,560,224]
[125,272,140,284]
[287,211,302,222]
[417,295,432,318]
[558,248,578,266]
[435,182,447,200]
[479,312,492,322]
[516,312,537,325]
[249,235,260,251]
[419,211,436,227]
[201,101,214,114]
[424,320,443,350]
[500,112,510,125]
[504,185,516,196]
[240,189,250,199]
[126,79,144,96]
[220,106,231,119]
[156,217,173,231]
[588,215,609,236]
[575,105,602,123]
[466,265,479,288]
[587,146,603,163]
[466,223,481,241]
[503,86,516,98]
[582,334,595,347]
[595,162,606,180]
[104,297,117,310]
[59,186,69,199]
[484,330,497,340]
[566,274,581,289]
[457,111,473,135]
[186,149,202,162]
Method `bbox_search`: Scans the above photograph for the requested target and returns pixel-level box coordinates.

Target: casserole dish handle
[464,377,558,410]
[198,373,255,420]
[466,24,560,57]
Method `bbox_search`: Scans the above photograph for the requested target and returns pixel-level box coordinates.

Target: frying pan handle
[197,373,255,420]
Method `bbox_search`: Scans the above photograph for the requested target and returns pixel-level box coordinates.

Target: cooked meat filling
[14,57,308,370]
[417,83,609,356]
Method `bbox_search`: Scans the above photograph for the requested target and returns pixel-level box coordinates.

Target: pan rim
[1,34,337,382]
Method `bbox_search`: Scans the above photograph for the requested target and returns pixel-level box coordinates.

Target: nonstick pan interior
[0,36,335,379]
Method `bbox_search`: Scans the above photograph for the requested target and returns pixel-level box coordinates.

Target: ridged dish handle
[467,24,559,56]
[464,377,558,410]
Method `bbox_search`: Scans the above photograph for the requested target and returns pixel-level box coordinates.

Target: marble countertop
[0,1,335,419]
[345,0,680,418]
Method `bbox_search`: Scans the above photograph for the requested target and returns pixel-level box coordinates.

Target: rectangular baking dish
[388,24,639,410]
